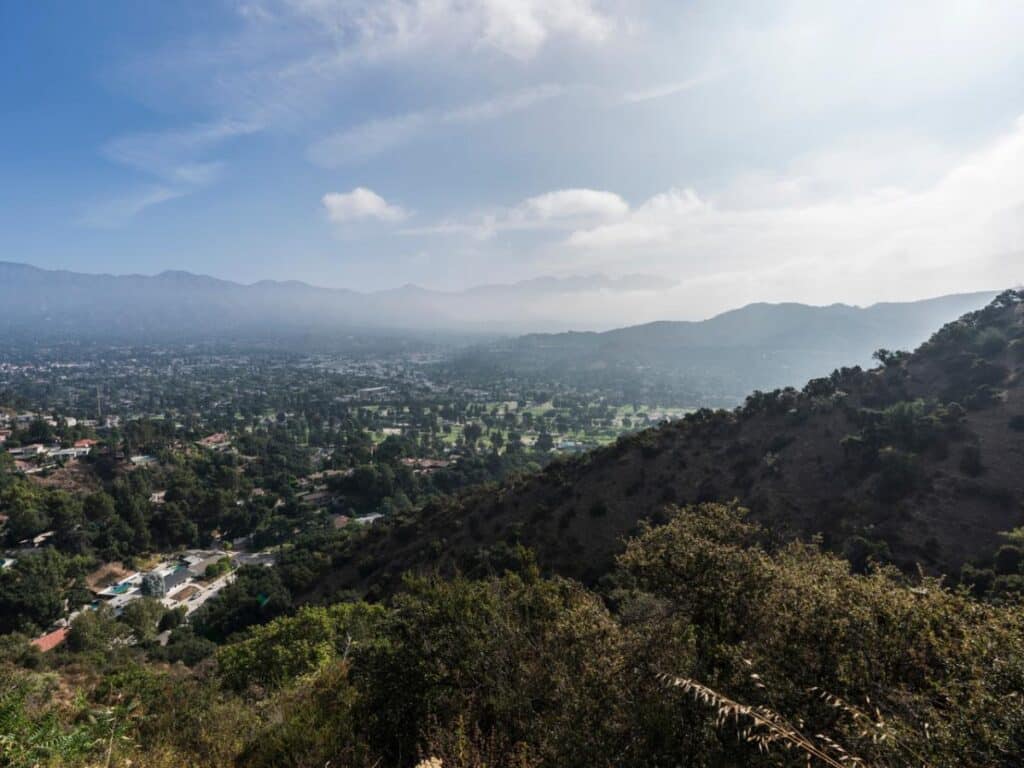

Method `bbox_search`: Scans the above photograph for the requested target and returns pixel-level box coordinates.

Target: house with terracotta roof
[31,627,68,653]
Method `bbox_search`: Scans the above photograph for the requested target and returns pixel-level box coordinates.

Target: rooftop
[31,627,69,653]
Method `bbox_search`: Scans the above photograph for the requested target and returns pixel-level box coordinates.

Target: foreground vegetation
[2,503,1021,767]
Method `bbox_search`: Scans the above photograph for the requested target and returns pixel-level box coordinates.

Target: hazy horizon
[0,258,1005,335]
[3,1,1024,322]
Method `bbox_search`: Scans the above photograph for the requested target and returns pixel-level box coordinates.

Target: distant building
[186,553,228,578]
[354,513,383,525]
[197,433,231,450]
[8,444,49,458]
[400,457,451,474]
[356,386,389,401]
[48,446,91,460]
[16,530,55,549]
[233,551,275,568]
[162,565,191,592]
[31,627,69,653]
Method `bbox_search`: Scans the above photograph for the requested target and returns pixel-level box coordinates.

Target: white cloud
[518,188,629,221]
[322,187,408,222]
[723,0,1024,120]
[408,187,627,239]
[309,84,561,166]
[268,0,614,61]
[560,116,1024,311]
[567,188,703,249]
[103,120,259,181]
[115,0,617,136]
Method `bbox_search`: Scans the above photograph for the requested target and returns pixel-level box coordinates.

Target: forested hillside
[325,290,1024,597]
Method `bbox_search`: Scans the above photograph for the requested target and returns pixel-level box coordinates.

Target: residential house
[197,433,231,451]
[8,444,50,458]
[31,627,69,653]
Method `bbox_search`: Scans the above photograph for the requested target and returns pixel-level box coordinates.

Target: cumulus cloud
[519,188,629,220]
[322,187,408,222]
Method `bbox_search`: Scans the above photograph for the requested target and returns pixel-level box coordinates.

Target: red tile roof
[198,433,230,447]
[31,627,69,653]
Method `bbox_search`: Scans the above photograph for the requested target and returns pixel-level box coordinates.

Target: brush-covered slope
[325,290,1024,597]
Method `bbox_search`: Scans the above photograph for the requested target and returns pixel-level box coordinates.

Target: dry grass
[84,563,134,592]
[660,671,866,768]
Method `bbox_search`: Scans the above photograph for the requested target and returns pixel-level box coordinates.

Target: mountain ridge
[466,290,999,403]
[0,261,685,337]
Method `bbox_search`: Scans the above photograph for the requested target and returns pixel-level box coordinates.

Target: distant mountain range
[0,262,673,339]
[466,291,1000,403]
[0,263,999,397]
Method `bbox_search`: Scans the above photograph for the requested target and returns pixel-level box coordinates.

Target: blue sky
[2,1,1024,317]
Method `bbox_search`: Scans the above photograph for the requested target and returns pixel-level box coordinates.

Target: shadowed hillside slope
[322,290,1024,598]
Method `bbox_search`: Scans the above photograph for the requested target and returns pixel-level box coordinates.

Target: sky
[2,0,1024,320]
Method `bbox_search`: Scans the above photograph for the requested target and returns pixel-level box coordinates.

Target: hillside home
[30,627,69,653]
[8,444,51,457]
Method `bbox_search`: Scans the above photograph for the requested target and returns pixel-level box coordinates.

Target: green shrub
[218,603,385,691]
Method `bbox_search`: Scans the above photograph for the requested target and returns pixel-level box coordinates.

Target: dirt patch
[169,585,201,603]
[85,562,133,592]
[29,460,100,494]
